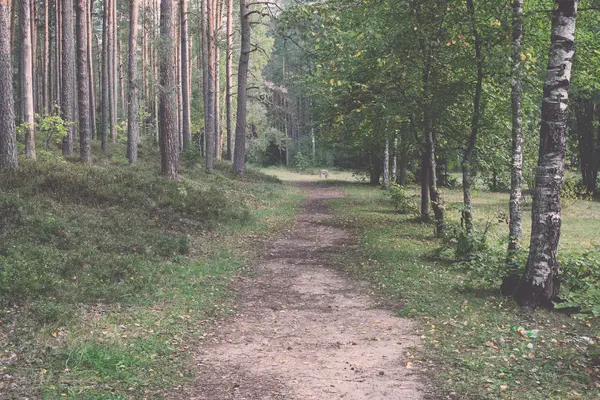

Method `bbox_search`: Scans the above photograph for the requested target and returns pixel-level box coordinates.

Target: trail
[173,183,423,399]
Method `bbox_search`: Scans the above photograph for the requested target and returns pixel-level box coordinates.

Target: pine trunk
[101,0,109,152]
[43,0,50,113]
[0,0,18,169]
[88,0,96,140]
[180,0,191,151]
[514,0,578,309]
[204,0,215,169]
[20,0,36,159]
[61,0,75,156]
[127,0,139,163]
[76,0,91,162]
[225,0,233,160]
[159,0,178,178]
[232,0,250,175]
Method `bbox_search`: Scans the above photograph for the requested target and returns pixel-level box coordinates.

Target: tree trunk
[159,0,178,178]
[214,0,222,159]
[225,0,233,160]
[392,135,397,182]
[577,99,598,194]
[462,0,484,234]
[127,0,139,163]
[514,0,578,309]
[88,0,96,140]
[61,0,75,156]
[382,138,390,188]
[204,0,216,170]
[508,0,525,258]
[0,0,18,169]
[101,0,109,152]
[20,0,36,160]
[76,0,91,162]
[43,0,50,113]
[420,148,430,222]
[180,0,191,151]
[232,0,250,175]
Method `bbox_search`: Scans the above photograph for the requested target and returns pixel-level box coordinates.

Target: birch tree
[514,0,578,309]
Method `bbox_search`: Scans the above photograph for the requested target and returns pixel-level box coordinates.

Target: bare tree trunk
[201,0,209,156]
[20,0,36,159]
[56,0,62,108]
[180,0,191,151]
[514,0,578,309]
[118,34,126,124]
[101,0,109,152]
[204,0,216,170]
[159,0,178,178]
[392,135,397,182]
[88,0,96,140]
[225,0,233,160]
[127,0,139,163]
[382,138,390,188]
[61,0,75,156]
[43,0,50,113]
[0,0,18,169]
[107,0,116,142]
[508,0,524,257]
[462,0,483,234]
[420,148,430,222]
[76,0,91,162]
[577,100,599,194]
[232,0,250,175]
[214,0,223,159]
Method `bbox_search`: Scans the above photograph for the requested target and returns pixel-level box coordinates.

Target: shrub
[384,183,419,215]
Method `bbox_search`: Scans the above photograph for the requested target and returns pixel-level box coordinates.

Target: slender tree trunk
[88,0,96,140]
[20,0,36,159]
[56,0,62,108]
[420,148,430,222]
[427,124,445,237]
[43,0,50,113]
[76,0,91,162]
[30,0,38,114]
[508,0,525,258]
[462,0,484,234]
[514,0,578,309]
[118,35,126,123]
[204,0,216,169]
[232,0,250,175]
[101,0,109,152]
[214,0,222,159]
[159,0,178,178]
[61,0,75,156]
[180,0,191,151]
[382,138,390,188]
[577,99,598,194]
[225,0,233,160]
[0,0,18,169]
[392,135,397,182]
[127,0,139,163]
[107,0,116,142]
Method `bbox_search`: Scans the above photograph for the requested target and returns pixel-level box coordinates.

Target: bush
[384,183,419,215]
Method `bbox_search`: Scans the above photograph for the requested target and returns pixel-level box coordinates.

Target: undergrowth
[0,146,302,399]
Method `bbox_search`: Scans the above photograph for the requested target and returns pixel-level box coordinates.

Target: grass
[0,145,303,399]
[316,180,600,399]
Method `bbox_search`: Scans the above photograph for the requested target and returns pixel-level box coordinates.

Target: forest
[1,0,600,398]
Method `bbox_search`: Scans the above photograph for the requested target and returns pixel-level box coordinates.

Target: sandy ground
[172,183,424,399]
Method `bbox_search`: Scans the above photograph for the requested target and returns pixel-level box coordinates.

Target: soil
[172,183,424,399]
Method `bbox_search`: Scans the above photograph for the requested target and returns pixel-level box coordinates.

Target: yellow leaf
[330,79,335,86]
[406,362,413,368]
[520,53,527,61]
[51,331,57,338]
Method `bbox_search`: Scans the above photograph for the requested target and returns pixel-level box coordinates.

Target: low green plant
[294,151,309,172]
[384,183,419,215]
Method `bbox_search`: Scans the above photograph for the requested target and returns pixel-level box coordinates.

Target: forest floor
[172,182,425,399]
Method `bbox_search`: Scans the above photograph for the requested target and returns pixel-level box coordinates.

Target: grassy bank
[326,182,600,399]
[0,148,303,399]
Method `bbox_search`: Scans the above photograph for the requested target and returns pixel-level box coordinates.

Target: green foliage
[36,110,71,151]
[293,151,309,172]
[384,183,418,215]
[561,175,593,208]
[555,246,600,317]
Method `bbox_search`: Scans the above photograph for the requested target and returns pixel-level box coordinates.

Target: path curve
[173,183,423,399]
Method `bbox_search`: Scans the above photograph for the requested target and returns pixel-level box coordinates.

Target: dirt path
[173,184,423,399]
